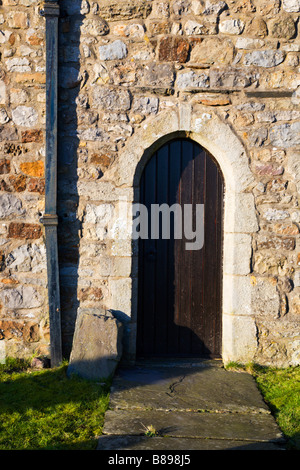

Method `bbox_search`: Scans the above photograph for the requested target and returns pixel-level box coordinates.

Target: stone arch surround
[112,104,261,364]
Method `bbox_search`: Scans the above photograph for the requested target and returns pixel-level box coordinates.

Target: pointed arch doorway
[136,138,224,358]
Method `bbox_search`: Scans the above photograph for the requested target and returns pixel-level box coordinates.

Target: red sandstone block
[8,222,42,239]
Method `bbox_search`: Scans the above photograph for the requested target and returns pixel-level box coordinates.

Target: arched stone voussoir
[115,106,256,195]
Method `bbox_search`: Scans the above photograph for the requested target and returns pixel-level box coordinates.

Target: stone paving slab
[109,362,270,414]
[97,435,285,451]
[98,360,286,451]
[103,409,284,442]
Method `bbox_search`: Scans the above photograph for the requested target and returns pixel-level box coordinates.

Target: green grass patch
[0,358,111,450]
[225,362,300,450]
[252,365,300,450]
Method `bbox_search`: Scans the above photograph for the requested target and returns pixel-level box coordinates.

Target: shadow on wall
[57,1,85,358]
[57,1,133,360]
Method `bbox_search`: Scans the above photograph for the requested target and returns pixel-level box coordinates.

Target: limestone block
[261,208,290,222]
[223,275,252,316]
[149,1,170,18]
[98,0,152,21]
[270,123,300,148]
[287,153,300,192]
[235,37,265,49]
[189,37,234,66]
[219,19,245,35]
[92,86,131,111]
[223,275,280,318]
[252,278,281,318]
[109,278,132,316]
[222,314,258,364]
[113,23,145,38]
[99,40,127,61]
[292,86,300,105]
[85,203,114,224]
[0,108,9,125]
[177,71,209,89]
[81,18,109,36]
[6,57,31,73]
[132,97,159,115]
[223,232,252,275]
[244,50,286,68]
[8,11,29,29]
[0,80,6,104]
[210,68,258,89]
[172,0,192,15]
[268,15,296,39]
[77,128,105,142]
[184,19,217,35]
[257,234,295,251]
[6,244,32,272]
[254,252,289,276]
[224,192,259,233]
[0,193,24,218]
[0,30,12,44]
[142,63,175,87]
[283,0,300,12]
[203,1,227,16]
[0,286,42,309]
[67,309,123,380]
[6,243,46,273]
[12,106,38,127]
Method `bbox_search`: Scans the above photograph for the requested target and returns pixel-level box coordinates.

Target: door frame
[115,106,258,365]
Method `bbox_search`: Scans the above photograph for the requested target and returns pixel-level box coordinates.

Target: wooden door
[136,138,224,358]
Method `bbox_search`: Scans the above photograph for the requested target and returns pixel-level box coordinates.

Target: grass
[0,358,111,450]
[0,358,299,450]
[225,362,300,450]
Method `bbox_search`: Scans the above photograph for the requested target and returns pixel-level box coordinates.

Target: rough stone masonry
[0,0,299,368]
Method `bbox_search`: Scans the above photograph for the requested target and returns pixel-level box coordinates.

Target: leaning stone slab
[67,308,123,381]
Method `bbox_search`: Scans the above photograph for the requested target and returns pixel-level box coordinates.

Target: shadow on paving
[97,359,287,451]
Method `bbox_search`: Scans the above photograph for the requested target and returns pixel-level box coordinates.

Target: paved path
[97,359,286,450]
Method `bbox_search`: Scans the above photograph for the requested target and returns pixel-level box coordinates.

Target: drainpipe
[40,1,62,367]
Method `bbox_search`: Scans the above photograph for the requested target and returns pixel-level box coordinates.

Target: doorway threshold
[131,357,224,369]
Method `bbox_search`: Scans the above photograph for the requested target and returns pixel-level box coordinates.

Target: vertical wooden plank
[154,144,169,354]
[136,170,145,356]
[139,153,157,355]
[203,152,219,356]
[168,140,182,354]
[177,140,194,354]
[190,143,206,355]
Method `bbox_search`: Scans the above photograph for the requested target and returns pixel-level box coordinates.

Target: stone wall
[0,0,48,361]
[0,0,299,367]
